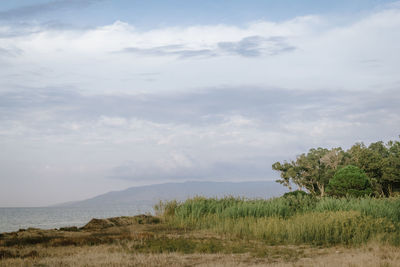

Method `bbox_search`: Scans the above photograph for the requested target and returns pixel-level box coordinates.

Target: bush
[327,165,373,197]
[283,190,310,198]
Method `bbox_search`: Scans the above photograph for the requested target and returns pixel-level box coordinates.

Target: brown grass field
[1,214,400,267]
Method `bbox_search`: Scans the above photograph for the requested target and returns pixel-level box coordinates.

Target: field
[1,195,400,266]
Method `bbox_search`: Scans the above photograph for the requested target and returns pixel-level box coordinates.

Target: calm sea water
[0,205,153,233]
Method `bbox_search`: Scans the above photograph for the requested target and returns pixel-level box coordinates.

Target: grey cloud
[0,21,94,39]
[118,35,295,59]
[0,47,22,57]
[218,36,264,57]
[0,0,103,21]
[41,20,94,31]
[360,59,380,64]
[359,59,382,68]
[0,86,334,127]
[120,45,216,59]
[1,86,399,128]
[0,3,98,39]
[0,29,38,39]
[218,35,296,57]
[108,157,274,182]
[0,21,46,39]
[1,86,399,184]
[135,72,161,76]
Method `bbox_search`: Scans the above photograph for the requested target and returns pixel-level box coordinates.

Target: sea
[0,205,153,233]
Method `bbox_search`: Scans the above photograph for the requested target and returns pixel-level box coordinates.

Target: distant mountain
[58,181,288,208]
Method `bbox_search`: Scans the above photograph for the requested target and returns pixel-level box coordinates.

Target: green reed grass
[157,195,400,246]
[194,211,398,245]
[170,195,317,220]
[315,197,400,222]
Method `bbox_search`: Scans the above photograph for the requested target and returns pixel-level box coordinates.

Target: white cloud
[0,6,398,95]
[1,6,400,205]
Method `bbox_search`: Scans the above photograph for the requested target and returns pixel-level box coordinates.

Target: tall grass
[172,195,317,220]
[315,197,400,222]
[157,195,400,246]
[171,211,399,245]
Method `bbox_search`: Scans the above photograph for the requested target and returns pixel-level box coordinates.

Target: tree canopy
[326,165,372,197]
[272,138,400,197]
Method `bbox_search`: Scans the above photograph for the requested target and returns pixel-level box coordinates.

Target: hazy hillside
[60,181,288,208]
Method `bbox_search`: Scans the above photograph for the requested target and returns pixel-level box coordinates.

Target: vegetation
[272,139,400,197]
[2,242,400,266]
[2,139,400,266]
[326,165,372,197]
[2,196,400,266]
[157,195,400,246]
[1,209,400,266]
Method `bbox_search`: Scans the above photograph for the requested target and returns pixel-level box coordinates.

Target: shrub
[327,165,373,197]
[283,190,310,198]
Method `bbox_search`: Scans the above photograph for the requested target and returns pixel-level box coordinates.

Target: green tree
[272,147,347,197]
[326,165,372,197]
[273,138,400,197]
[382,140,400,195]
[348,140,400,196]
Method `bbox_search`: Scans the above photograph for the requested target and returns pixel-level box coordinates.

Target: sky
[0,0,399,206]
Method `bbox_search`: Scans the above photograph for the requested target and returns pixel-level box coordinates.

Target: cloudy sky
[0,0,399,206]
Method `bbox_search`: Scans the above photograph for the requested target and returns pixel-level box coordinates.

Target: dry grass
[276,245,400,267]
[1,244,400,266]
[2,214,400,266]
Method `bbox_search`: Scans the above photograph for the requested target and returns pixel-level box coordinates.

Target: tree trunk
[316,182,325,197]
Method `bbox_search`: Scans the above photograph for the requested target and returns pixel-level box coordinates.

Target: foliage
[327,165,372,197]
[283,190,310,198]
[348,140,400,196]
[273,138,400,197]
[272,147,347,197]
